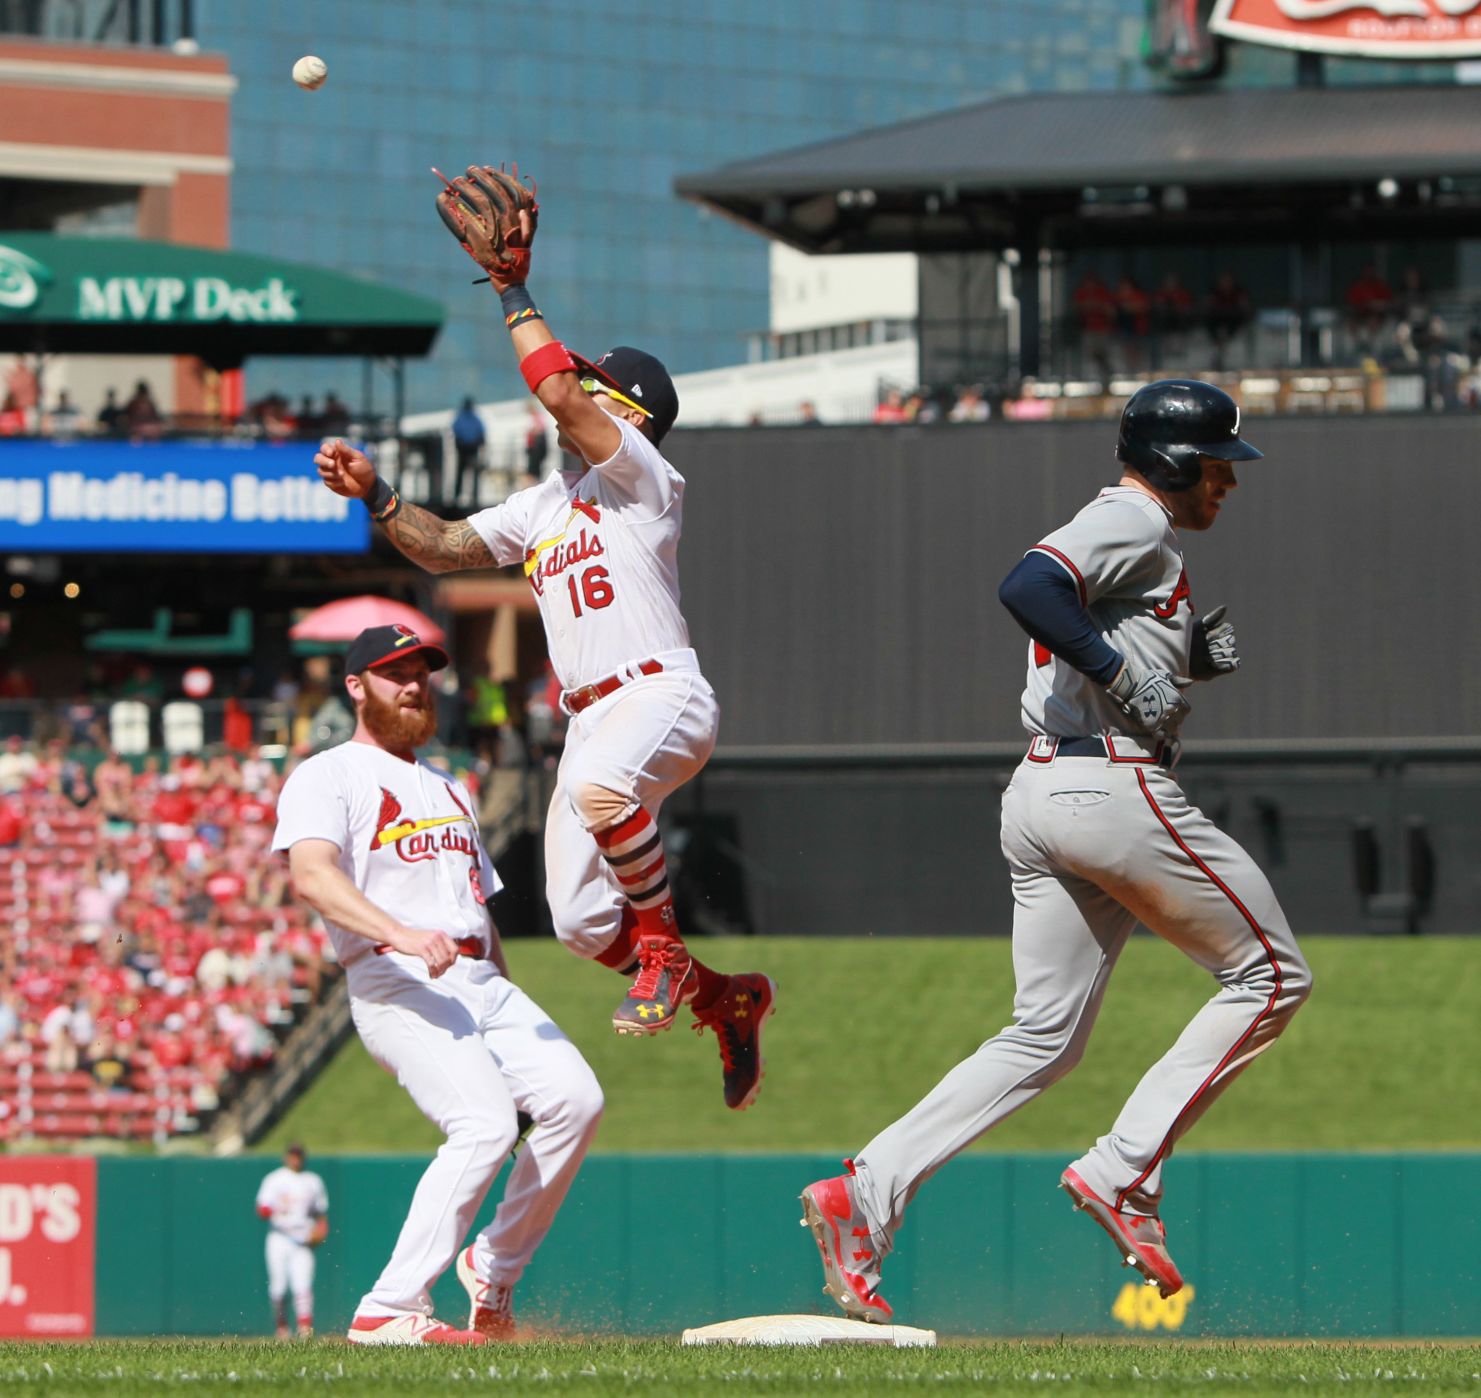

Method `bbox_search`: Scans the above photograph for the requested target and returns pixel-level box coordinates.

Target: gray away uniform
[851,486,1311,1247]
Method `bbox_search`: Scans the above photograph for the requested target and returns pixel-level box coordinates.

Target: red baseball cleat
[1060,1166,1184,1297]
[456,1244,515,1340]
[692,973,776,1110]
[799,1161,893,1324]
[346,1313,489,1346]
[612,934,697,1035]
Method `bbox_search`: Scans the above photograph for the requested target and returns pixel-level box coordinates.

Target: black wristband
[500,284,542,328]
[364,476,401,522]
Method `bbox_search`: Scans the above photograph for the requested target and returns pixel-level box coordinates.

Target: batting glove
[1106,657,1191,740]
[1189,605,1239,681]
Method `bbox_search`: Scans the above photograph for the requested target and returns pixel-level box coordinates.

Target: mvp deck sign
[1211,0,1481,56]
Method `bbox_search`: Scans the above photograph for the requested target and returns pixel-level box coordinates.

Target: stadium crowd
[0,738,336,1144]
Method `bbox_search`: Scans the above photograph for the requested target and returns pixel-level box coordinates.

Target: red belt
[374,936,486,959]
[561,659,664,715]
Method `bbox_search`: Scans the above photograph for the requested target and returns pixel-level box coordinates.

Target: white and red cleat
[456,1244,516,1340]
[1060,1166,1184,1298]
[346,1313,489,1346]
[799,1162,893,1324]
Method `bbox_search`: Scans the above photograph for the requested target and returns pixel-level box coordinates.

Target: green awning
[0,233,443,366]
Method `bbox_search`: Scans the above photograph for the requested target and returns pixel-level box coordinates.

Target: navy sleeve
[998,552,1123,685]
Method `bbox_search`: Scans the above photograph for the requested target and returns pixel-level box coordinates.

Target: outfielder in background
[272,625,603,1346]
[314,164,776,1113]
[803,380,1312,1321]
[255,1142,328,1339]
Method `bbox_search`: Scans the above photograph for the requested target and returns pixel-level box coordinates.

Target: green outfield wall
[73,1152,1480,1338]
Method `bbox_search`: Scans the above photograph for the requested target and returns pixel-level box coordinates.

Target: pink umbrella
[289,595,447,645]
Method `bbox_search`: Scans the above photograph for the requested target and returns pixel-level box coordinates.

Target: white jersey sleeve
[580,417,680,521]
[465,488,534,569]
[271,752,351,854]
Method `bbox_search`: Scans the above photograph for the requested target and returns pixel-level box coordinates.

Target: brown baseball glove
[434,163,538,288]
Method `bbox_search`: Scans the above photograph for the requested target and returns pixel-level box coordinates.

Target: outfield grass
[262,936,1481,1156]
[3,1339,1479,1397]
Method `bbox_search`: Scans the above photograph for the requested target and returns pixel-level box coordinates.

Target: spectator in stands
[0,663,36,702]
[0,794,20,848]
[41,1001,80,1073]
[125,379,163,439]
[1114,275,1152,372]
[86,1029,129,1091]
[872,387,909,424]
[0,734,37,793]
[1206,271,1252,370]
[94,750,133,824]
[1151,272,1196,360]
[297,397,322,438]
[524,405,550,481]
[1397,265,1431,347]
[1073,270,1116,381]
[906,389,940,424]
[320,392,351,436]
[0,390,25,436]
[1345,263,1393,352]
[0,990,18,1047]
[64,768,95,811]
[45,389,84,438]
[452,396,486,507]
[799,400,823,426]
[96,387,125,435]
[948,384,991,423]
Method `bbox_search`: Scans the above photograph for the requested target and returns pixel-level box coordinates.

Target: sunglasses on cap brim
[580,376,652,420]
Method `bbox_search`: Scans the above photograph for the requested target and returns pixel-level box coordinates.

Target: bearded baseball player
[255,1142,328,1339]
[272,625,603,1346]
[313,164,775,1112]
[803,380,1312,1320]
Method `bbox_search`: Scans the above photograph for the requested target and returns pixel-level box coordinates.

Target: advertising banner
[0,440,370,554]
[0,1156,95,1338]
[1211,0,1481,58]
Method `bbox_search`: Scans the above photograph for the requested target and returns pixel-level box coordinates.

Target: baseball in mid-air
[292,55,328,90]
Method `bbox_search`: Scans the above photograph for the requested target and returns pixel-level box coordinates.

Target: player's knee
[1275,949,1313,1018]
[569,780,634,832]
[453,1115,520,1175]
[562,1071,605,1139]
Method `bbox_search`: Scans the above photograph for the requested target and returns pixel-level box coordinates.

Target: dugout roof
[676,83,1481,253]
[0,233,444,366]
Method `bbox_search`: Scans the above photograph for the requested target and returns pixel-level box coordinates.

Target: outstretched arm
[434,163,626,464]
[314,439,494,574]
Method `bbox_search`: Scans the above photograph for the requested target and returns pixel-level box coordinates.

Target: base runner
[255,1142,327,1338]
[273,625,603,1345]
[313,162,774,1111]
[802,380,1312,1320]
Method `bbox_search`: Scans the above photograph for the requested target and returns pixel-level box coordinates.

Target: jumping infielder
[803,380,1312,1319]
[255,1142,327,1338]
[314,163,775,1112]
[273,625,603,1346]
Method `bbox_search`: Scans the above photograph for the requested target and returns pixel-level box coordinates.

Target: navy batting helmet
[1115,379,1262,492]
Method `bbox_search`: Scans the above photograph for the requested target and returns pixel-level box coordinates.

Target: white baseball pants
[853,752,1311,1248]
[348,955,603,1317]
[543,663,718,959]
[265,1231,315,1318]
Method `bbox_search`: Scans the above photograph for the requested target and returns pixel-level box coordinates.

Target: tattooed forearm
[380,502,495,574]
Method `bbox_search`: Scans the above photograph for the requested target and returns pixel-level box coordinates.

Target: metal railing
[0,0,195,47]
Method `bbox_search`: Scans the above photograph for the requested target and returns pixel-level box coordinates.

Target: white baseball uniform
[850,483,1312,1251]
[257,1165,327,1321]
[272,741,602,1317]
[467,417,718,957]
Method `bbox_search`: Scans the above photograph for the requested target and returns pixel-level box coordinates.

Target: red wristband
[520,341,577,393]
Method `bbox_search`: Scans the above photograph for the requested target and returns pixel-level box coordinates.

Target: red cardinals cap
[570,346,679,443]
[344,624,449,674]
